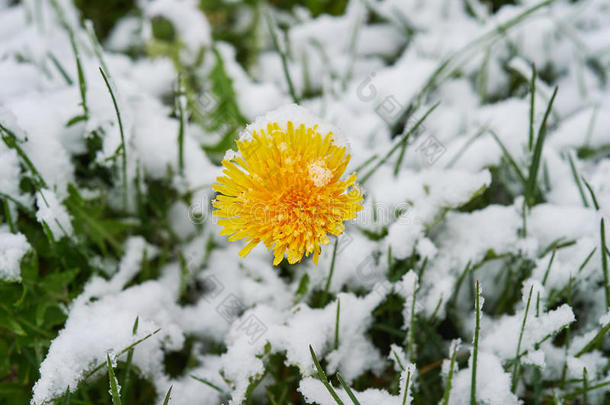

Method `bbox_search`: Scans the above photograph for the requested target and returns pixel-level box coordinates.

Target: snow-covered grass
[1,0,610,404]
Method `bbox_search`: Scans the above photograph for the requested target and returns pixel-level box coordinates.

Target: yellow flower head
[212,107,363,266]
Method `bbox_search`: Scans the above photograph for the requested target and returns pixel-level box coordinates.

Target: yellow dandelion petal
[213,107,363,266]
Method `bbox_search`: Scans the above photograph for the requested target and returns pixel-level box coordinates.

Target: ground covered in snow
[1,0,610,404]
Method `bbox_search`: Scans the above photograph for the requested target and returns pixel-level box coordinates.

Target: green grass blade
[564,380,610,401]
[407,277,418,363]
[442,341,459,405]
[0,123,48,189]
[99,67,128,211]
[309,345,345,405]
[470,281,481,405]
[48,52,73,85]
[601,218,609,310]
[511,285,534,392]
[581,177,600,210]
[336,373,361,405]
[401,367,412,405]
[122,316,139,392]
[445,125,488,169]
[334,298,340,350]
[392,349,406,372]
[361,102,440,184]
[191,375,225,393]
[62,387,70,405]
[575,321,610,357]
[68,31,88,120]
[542,249,557,286]
[567,152,588,207]
[526,86,558,206]
[176,75,186,175]
[322,238,339,306]
[163,385,173,405]
[85,19,109,74]
[265,12,299,103]
[529,64,537,151]
[85,329,161,379]
[488,130,527,186]
[107,354,122,405]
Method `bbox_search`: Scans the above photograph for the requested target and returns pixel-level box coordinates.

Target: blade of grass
[122,316,139,393]
[85,20,109,74]
[392,349,406,371]
[406,276,418,363]
[85,329,161,379]
[445,125,488,169]
[190,375,226,393]
[489,130,527,186]
[321,238,339,306]
[511,285,534,392]
[526,86,558,206]
[470,281,481,405]
[48,52,73,85]
[563,380,610,401]
[354,154,377,175]
[99,67,128,211]
[601,219,609,310]
[265,12,299,103]
[542,249,557,286]
[567,152,588,207]
[107,354,122,405]
[163,385,173,405]
[0,123,48,189]
[336,373,361,405]
[410,0,556,111]
[62,387,70,405]
[334,298,340,350]
[575,321,610,357]
[442,341,459,405]
[529,64,537,151]
[361,102,440,184]
[176,75,186,175]
[309,345,345,405]
[401,367,412,405]
[582,368,589,405]
[3,199,15,233]
[582,177,600,210]
[67,30,88,121]
[578,247,597,273]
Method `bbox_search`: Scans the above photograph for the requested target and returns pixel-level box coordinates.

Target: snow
[0,230,30,281]
[35,189,74,240]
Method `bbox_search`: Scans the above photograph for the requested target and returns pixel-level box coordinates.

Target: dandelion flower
[213,106,363,265]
